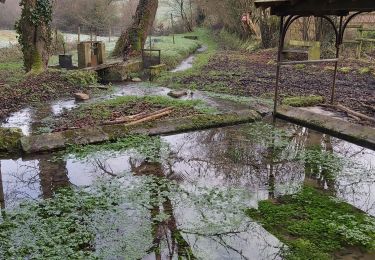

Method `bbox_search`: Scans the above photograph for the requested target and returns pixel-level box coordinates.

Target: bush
[217,29,260,52]
[62,70,98,86]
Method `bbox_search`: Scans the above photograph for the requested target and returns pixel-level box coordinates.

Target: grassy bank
[156,28,219,89]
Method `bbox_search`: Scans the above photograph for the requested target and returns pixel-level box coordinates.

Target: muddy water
[0,120,374,258]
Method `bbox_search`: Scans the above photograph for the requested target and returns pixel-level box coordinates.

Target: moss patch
[283,95,324,107]
[0,127,23,152]
[246,186,375,259]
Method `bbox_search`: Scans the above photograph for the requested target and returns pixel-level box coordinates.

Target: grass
[47,95,217,132]
[217,29,260,52]
[247,186,375,259]
[147,34,201,69]
[283,95,324,107]
[157,28,219,89]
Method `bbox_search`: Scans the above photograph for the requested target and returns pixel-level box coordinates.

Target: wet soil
[175,49,375,126]
[0,71,98,122]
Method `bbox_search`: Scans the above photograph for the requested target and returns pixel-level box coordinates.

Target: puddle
[0,121,374,258]
[1,108,32,135]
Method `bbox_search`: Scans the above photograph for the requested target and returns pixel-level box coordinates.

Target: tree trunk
[113,0,158,60]
[259,9,279,49]
[16,0,52,73]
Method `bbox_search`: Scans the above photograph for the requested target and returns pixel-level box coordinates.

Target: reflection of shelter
[255,0,375,113]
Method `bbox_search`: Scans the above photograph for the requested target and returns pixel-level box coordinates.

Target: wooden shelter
[255,0,375,114]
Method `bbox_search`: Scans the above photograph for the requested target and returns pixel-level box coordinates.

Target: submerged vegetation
[64,134,167,161]
[247,186,375,259]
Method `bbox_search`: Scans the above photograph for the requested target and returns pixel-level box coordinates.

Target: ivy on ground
[246,186,375,259]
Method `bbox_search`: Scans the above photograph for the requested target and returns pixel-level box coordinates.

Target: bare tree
[163,0,194,32]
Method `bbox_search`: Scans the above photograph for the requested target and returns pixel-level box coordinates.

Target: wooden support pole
[331,16,343,104]
[274,16,285,116]
[171,13,175,44]
[78,26,81,43]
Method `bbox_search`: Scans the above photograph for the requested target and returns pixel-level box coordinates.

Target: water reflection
[0,121,374,258]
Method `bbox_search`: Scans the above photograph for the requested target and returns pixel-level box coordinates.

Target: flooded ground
[0,82,251,135]
[0,120,374,259]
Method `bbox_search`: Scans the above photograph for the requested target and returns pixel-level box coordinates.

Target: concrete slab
[276,106,375,150]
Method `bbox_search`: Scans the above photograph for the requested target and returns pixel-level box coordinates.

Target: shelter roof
[255,0,375,16]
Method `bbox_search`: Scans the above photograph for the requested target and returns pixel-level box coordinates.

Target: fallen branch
[349,98,375,112]
[336,104,375,124]
[102,107,174,126]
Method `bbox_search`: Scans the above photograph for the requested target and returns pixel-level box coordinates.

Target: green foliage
[157,28,219,86]
[247,186,375,259]
[64,134,167,161]
[283,95,324,107]
[338,67,351,74]
[61,70,98,87]
[294,64,306,70]
[217,29,260,52]
[297,149,344,180]
[0,188,106,259]
[149,35,200,69]
[358,67,371,75]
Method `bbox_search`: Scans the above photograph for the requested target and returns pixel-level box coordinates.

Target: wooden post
[109,27,112,42]
[90,28,93,42]
[171,14,175,44]
[78,26,81,43]
[274,16,285,116]
[331,16,343,104]
[55,28,58,52]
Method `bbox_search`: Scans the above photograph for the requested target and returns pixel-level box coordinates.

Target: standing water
[0,120,374,259]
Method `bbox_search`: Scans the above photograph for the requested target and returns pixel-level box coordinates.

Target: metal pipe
[274,16,285,116]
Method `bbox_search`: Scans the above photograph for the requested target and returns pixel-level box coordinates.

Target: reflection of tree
[38,155,70,199]
[130,160,196,259]
[165,123,305,199]
[303,130,335,191]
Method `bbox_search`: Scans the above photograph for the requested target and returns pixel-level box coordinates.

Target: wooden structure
[77,41,106,69]
[255,0,375,114]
